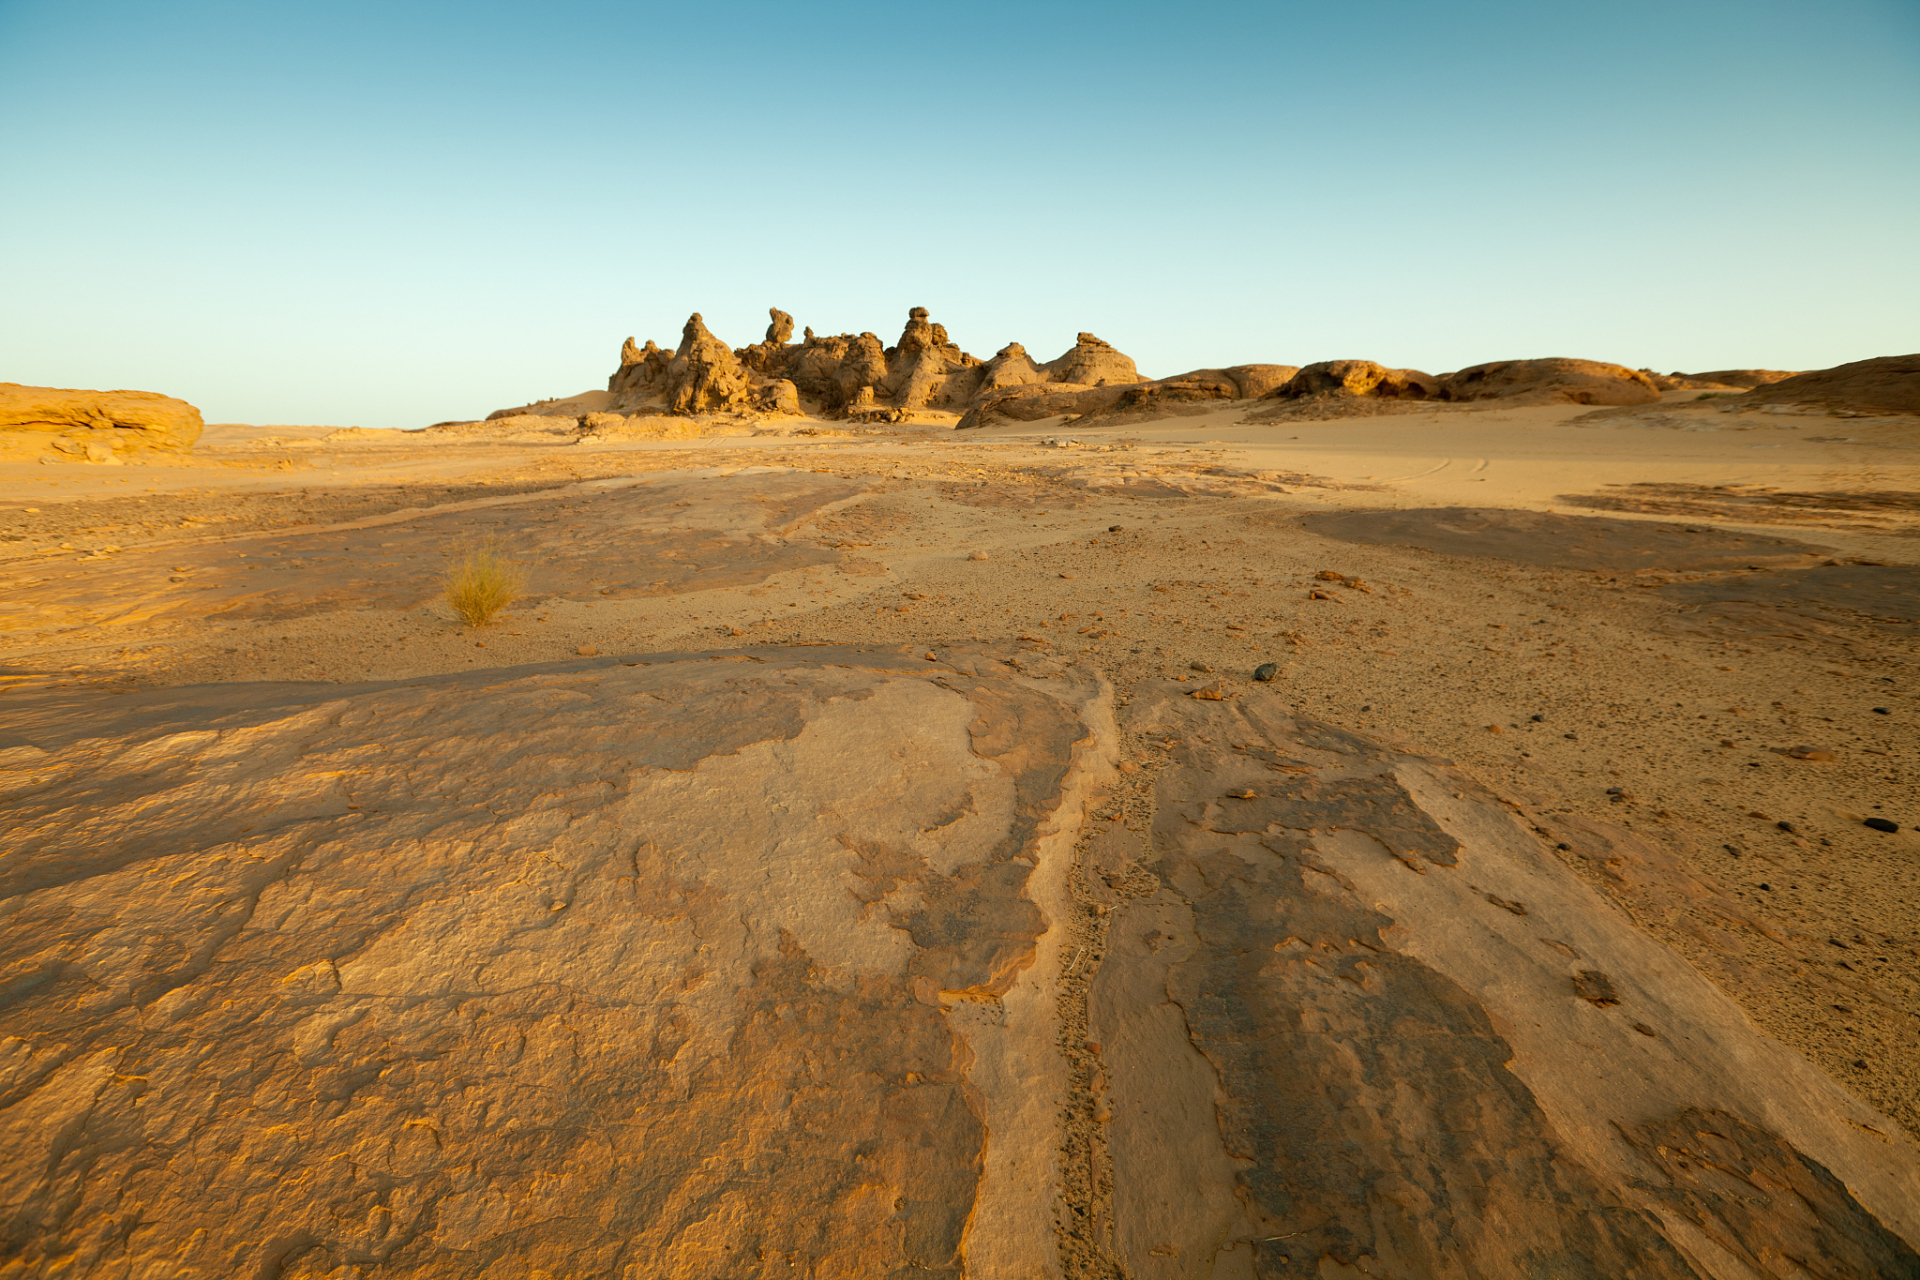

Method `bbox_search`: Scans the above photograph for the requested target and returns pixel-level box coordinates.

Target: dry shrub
[444,544,523,626]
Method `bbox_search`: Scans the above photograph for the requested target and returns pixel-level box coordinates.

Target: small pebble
[1108,525,1122,532]
[1190,662,1213,673]
[968,550,989,561]
[577,645,598,657]
[1872,707,1891,715]
[1253,662,1279,682]
[1776,821,1795,833]
[1530,713,1545,722]
[1864,817,1900,833]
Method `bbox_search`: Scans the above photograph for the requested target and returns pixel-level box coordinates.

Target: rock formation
[1438,357,1660,406]
[664,313,751,414]
[1041,332,1140,386]
[1266,360,1441,401]
[608,339,671,397]
[765,307,794,346]
[1740,353,1920,414]
[1646,368,1798,391]
[0,382,203,461]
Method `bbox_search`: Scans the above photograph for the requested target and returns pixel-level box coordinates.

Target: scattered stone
[1108,525,1122,532]
[1226,788,1258,800]
[1777,821,1796,833]
[1253,662,1279,682]
[968,550,989,561]
[1188,683,1226,701]
[1632,1022,1659,1038]
[1059,572,1077,579]
[1189,662,1213,673]
[1308,589,1335,601]
[577,644,598,656]
[1864,817,1900,833]
[1782,746,1836,761]
[1530,713,1545,722]
[1873,707,1892,715]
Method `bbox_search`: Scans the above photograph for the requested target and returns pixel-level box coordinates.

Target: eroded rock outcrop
[1266,360,1441,401]
[0,382,203,462]
[608,338,672,396]
[1042,332,1140,386]
[1647,368,1798,391]
[1741,353,1920,414]
[1439,357,1660,406]
[665,312,752,414]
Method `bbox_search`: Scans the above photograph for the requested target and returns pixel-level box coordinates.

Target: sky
[2,0,1916,428]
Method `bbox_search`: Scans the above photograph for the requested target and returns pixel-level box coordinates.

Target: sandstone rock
[1648,368,1799,391]
[955,383,1128,431]
[1741,353,1920,414]
[756,378,801,415]
[0,648,1104,1278]
[665,312,751,414]
[1078,364,1304,424]
[765,307,795,346]
[885,307,980,410]
[1041,332,1140,386]
[0,382,203,460]
[1267,359,1440,401]
[608,339,672,397]
[1438,357,1660,406]
[1092,683,1920,1275]
[1219,363,1300,398]
[972,342,1051,396]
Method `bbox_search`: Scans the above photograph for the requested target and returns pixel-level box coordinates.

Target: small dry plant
[443,542,523,626]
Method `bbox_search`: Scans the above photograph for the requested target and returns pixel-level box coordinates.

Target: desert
[6,0,1920,1273]
[3,302,1919,1278]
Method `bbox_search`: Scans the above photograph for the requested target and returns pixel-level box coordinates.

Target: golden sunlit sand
[3,324,1918,1276]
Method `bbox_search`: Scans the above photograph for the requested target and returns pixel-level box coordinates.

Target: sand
[3,390,1917,1274]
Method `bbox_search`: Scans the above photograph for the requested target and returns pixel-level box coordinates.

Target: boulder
[1041,332,1141,386]
[756,378,801,415]
[0,382,203,460]
[1740,354,1920,414]
[1438,358,1659,406]
[665,313,751,414]
[765,307,794,346]
[1268,360,1440,401]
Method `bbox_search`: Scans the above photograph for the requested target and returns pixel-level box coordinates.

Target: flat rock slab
[1091,684,1920,1278]
[1662,564,1920,628]
[0,470,864,636]
[1302,507,1829,571]
[0,646,1107,1279]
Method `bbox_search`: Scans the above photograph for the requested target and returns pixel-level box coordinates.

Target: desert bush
[444,544,523,626]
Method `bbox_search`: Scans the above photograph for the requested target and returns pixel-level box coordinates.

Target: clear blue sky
[2,0,1916,427]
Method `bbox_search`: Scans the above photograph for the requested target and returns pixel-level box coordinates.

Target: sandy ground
[4,392,1919,1262]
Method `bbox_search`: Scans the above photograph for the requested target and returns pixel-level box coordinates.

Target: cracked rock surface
[0,646,1105,1279]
